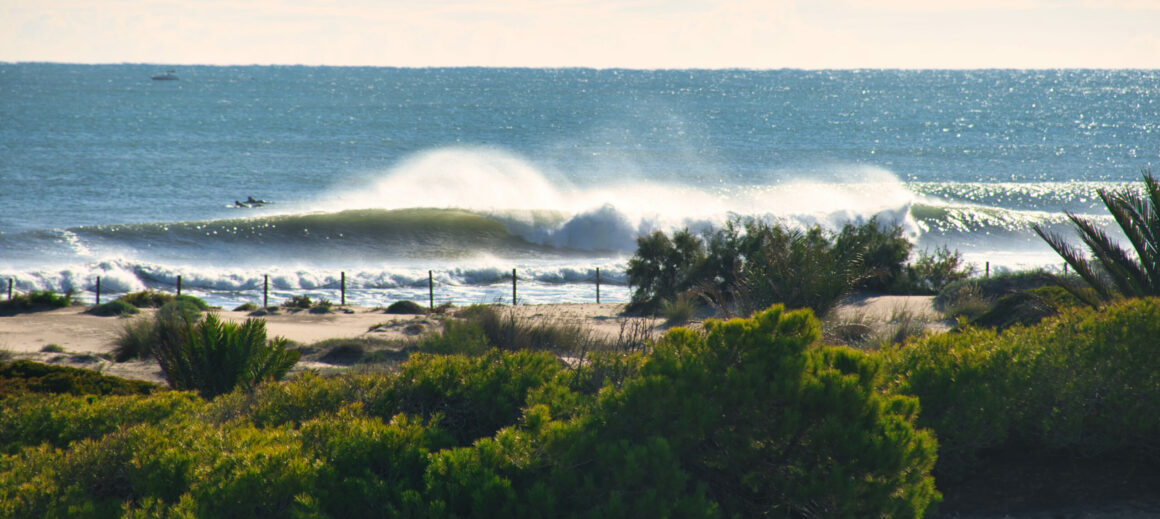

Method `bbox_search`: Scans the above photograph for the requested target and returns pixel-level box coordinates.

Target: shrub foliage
[0,305,943,518]
[152,313,300,398]
[627,217,964,317]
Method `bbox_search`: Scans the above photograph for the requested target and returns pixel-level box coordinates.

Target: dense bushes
[0,290,73,315]
[627,217,969,317]
[0,305,942,518]
[7,294,1159,516]
[885,297,1160,479]
[0,361,159,399]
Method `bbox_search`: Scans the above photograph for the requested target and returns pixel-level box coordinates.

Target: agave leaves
[1034,171,1160,306]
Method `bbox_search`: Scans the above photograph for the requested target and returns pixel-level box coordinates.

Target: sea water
[1,64,1157,307]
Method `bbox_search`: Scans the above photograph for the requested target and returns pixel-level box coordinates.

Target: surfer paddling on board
[233,196,271,208]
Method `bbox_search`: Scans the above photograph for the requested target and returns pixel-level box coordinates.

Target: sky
[2,0,1159,69]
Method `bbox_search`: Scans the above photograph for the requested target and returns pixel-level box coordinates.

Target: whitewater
[1,65,1157,308]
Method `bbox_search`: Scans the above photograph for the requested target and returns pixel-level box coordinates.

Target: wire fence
[5,268,617,310]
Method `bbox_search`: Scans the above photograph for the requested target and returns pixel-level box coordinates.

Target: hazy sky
[3,0,1158,69]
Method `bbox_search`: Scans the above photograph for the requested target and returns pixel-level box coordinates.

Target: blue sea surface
[1,64,1157,306]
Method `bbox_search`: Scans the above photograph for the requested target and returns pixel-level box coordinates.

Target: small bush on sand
[233,302,260,312]
[282,295,313,310]
[85,300,139,317]
[660,293,695,326]
[385,300,427,314]
[175,294,210,310]
[112,300,204,362]
[0,290,73,315]
[115,290,174,308]
[308,299,334,314]
[153,313,299,398]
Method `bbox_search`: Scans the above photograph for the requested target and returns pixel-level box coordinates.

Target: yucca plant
[1034,170,1160,306]
[153,312,299,398]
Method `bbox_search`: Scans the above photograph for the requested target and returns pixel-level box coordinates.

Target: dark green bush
[833,217,914,292]
[626,217,966,317]
[385,300,427,314]
[0,290,72,315]
[115,290,174,308]
[392,350,563,446]
[112,299,204,362]
[567,306,940,517]
[625,229,705,313]
[85,299,139,317]
[282,295,313,310]
[152,313,300,398]
[886,298,1160,480]
[173,294,209,310]
[896,245,974,294]
[934,270,1058,310]
[0,360,160,400]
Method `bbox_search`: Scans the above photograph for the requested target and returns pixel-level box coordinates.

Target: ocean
[1,64,1157,308]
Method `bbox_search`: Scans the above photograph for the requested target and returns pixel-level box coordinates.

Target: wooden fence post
[264,275,269,308]
[512,268,517,306]
[428,270,434,310]
[8,278,12,300]
[985,261,990,278]
[95,276,101,305]
[340,272,346,306]
[176,275,182,297]
[596,267,601,304]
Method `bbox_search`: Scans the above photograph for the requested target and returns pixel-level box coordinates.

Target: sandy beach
[0,296,942,384]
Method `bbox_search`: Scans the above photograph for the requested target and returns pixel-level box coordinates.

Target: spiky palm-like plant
[153,312,299,398]
[1034,171,1160,307]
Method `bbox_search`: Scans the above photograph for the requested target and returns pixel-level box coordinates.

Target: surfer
[245,196,267,206]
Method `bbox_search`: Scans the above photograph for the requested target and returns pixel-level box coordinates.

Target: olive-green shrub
[886,297,1160,479]
[153,313,299,398]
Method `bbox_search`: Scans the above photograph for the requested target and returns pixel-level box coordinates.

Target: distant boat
[151,70,178,81]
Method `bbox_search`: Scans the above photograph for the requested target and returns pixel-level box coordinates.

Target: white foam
[324,147,927,252]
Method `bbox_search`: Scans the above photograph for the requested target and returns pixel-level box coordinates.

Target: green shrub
[440,304,610,356]
[386,300,427,314]
[282,295,313,310]
[392,350,562,446]
[0,360,160,400]
[174,294,210,310]
[417,318,491,356]
[0,390,195,453]
[970,291,1058,330]
[885,298,1160,480]
[626,218,940,317]
[308,298,334,314]
[896,245,974,294]
[0,290,72,315]
[86,299,140,317]
[934,270,1057,310]
[626,229,705,314]
[115,290,174,308]
[152,313,300,398]
[660,293,695,325]
[233,302,260,312]
[318,343,365,365]
[111,300,204,362]
[528,306,940,517]
[833,217,914,292]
